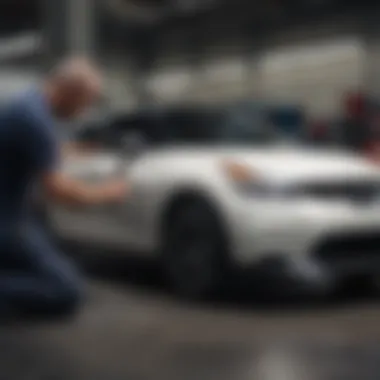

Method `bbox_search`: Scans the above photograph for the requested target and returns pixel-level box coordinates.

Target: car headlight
[221,160,293,198]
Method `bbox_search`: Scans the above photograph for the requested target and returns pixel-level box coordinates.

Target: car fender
[154,182,232,249]
[127,153,235,251]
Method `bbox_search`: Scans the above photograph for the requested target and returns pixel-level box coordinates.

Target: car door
[47,116,122,244]
[51,114,150,250]
[49,150,127,245]
[86,114,158,252]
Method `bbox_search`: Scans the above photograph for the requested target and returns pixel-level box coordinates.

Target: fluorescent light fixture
[0,33,42,61]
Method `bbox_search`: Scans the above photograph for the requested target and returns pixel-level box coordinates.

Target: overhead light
[104,0,167,23]
[0,33,41,61]
[174,0,220,11]
[104,0,220,24]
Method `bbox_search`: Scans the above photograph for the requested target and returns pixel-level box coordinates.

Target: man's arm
[20,114,127,207]
[41,171,127,206]
[62,141,100,157]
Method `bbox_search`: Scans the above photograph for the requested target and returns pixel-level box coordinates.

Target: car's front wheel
[161,197,230,300]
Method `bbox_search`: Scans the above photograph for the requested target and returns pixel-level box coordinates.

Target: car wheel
[161,197,230,300]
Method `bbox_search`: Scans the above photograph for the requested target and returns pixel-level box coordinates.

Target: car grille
[298,181,380,203]
[314,231,380,269]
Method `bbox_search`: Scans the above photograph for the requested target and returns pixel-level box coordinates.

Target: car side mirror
[120,132,147,159]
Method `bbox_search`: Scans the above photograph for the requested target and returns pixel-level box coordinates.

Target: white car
[46,107,380,298]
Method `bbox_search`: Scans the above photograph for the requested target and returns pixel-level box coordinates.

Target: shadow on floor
[72,248,380,315]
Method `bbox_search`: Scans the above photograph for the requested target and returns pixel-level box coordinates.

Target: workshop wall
[138,15,371,117]
[259,38,366,118]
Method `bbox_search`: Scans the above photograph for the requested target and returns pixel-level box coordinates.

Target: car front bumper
[227,200,380,295]
[242,252,380,298]
[242,255,335,297]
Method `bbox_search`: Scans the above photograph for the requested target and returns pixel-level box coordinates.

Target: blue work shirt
[0,89,59,229]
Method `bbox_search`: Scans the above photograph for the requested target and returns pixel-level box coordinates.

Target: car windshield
[155,106,283,145]
[86,104,304,149]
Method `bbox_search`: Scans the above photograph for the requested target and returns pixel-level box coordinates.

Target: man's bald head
[45,57,103,120]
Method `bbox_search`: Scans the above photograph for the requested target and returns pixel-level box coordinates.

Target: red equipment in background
[340,91,371,153]
[344,92,367,119]
[350,92,380,162]
[309,120,329,143]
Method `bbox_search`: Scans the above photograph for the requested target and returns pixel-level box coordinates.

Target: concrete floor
[2,257,380,380]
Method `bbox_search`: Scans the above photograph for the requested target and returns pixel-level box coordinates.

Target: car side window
[110,113,171,147]
[73,116,145,149]
[73,121,105,144]
[107,116,149,148]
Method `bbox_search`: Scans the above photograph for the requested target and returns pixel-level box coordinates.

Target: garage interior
[2,1,380,380]
[36,2,374,113]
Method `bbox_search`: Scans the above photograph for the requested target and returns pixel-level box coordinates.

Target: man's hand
[62,142,100,157]
[98,180,130,203]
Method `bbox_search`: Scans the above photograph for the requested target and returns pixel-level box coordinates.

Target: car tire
[161,196,231,300]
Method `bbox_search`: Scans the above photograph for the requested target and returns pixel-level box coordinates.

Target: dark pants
[0,223,83,316]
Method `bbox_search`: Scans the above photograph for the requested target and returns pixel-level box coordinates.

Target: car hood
[158,145,380,183]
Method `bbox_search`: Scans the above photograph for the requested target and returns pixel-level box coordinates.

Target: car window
[73,121,104,143]
[161,110,218,142]
[73,105,285,148]
[109,115,157,145]
[157,107,280,145]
